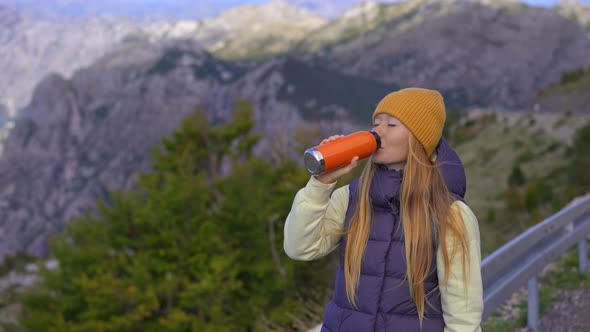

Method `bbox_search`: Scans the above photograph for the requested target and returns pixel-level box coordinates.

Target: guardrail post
[528,276,539,331]
[580,238,588,274]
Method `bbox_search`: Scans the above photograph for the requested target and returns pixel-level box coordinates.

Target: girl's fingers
[319,135,343,145]
[345,156,360,172]
[315,156,360,184]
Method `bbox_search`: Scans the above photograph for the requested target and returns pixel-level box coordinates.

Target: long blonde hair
[343,134,470,323]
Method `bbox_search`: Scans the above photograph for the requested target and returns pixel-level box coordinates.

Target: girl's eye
[372,124,379,127]
[388,124,396,127]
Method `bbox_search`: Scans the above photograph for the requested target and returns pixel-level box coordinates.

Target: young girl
[284,88,483,332]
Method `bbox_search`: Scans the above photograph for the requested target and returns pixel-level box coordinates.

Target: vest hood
[369,137,466,208]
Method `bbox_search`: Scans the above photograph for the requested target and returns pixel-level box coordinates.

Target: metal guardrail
[482,195,590,330]
[307,195,590,332]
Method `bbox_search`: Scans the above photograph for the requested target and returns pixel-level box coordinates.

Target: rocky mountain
[295,0,533,53]
[0,39,394,259]
[0,1,324,128]
[1,0,590,259]
[533,67,590,114]
[142,1,326,60]
[556,0,590,30]
[3,0,589,126]
[296,0,419,53]
[295,0,516,53]
[301,0,590,109]
[287,0,389,19]
[0,4,144,119]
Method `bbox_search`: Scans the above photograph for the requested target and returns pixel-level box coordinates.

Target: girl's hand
[314,135,360,184]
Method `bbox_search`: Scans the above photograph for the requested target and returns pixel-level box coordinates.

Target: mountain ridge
[303,1,590,109]
[0,39,390,258]
[1,0,590,259]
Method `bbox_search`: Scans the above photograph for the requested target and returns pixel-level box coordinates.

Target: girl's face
[371,113,410,170]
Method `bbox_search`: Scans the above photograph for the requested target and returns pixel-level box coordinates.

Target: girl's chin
[371,156,387,164]
[371,155,405,167]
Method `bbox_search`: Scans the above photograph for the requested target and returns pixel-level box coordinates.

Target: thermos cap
[369,131,381,149]
[303,148,324,175]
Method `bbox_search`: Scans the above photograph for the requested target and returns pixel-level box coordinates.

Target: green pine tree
[20,100,328,331]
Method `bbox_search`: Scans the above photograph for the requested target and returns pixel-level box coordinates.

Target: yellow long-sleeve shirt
[284,176,483,332]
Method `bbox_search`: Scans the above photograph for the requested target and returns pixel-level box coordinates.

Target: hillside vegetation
[445,108,588,254]
[535,67,590,114]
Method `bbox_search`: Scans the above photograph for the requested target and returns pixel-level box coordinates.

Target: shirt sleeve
[437,201,484,332]
[283,176,350,261]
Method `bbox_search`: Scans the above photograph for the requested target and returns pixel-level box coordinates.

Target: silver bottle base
[303,148,325,175]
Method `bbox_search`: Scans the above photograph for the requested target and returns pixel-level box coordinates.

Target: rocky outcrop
[303,1,590,109]
[556,0,590,31]
[0,39,390,259]
[0,1,324,125]
[0,4,148,120]
[141,1,326,60]
[0,41,224,258]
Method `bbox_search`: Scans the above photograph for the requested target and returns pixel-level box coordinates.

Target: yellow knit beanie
[372,87,446,158]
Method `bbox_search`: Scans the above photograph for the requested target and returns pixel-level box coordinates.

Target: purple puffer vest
[321,138,467,332]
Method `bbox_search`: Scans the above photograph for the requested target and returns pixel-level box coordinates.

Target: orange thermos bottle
[303,131,381,175]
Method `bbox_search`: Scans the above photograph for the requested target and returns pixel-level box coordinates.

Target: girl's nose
[373,124,384,137]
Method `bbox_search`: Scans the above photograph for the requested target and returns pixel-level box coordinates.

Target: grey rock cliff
[0,1,325,124]
[0,4,148,119]
[0,40,386,259]
[303,1,590,109]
